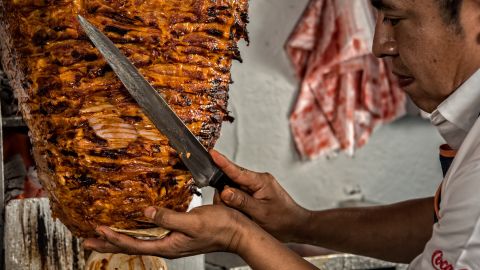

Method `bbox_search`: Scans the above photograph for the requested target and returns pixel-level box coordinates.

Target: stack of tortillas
[109,227,170,239]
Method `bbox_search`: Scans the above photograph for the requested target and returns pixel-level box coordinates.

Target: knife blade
[77,15,237,190]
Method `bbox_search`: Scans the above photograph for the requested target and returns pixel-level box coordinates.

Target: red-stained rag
[286,0,406,158]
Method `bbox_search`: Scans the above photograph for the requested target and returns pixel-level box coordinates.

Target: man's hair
[437,0,463,27]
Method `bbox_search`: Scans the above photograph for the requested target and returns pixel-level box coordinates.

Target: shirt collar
[430,69,480,149]
[437,69,480,132]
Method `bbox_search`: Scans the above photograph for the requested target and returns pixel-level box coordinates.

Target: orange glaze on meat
[0,0,248,237]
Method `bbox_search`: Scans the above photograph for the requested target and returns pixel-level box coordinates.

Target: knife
[77,15,238,191]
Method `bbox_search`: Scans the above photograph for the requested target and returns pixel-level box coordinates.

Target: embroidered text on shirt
[432,250,468,270]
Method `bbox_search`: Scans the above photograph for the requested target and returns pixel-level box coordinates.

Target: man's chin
[407,95,438,114]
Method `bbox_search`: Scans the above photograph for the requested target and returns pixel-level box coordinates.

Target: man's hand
[211,150,311,243]
[83,205,250,259]
[83,204,318,270]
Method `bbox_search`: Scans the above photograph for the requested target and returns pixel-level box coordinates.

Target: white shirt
[429,69,480,149]
[409,69,480,269]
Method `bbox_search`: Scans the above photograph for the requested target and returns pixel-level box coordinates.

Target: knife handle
[210,171,241,192]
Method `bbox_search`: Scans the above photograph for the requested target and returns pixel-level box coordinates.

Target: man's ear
[468,0,480,16]
[473,0,480,44]
[463,0,480,38]
[472,0,480,10]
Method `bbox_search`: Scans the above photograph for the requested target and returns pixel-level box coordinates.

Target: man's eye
[383,17,400,26]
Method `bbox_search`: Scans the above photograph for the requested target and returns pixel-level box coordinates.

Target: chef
[84,0,480,268]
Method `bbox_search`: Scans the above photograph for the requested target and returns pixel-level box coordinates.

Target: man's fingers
[213,190,226,206]
[221,187,257,214]
[144,207,198,234]
[95,226,148,254]
[210,150,263,191]
[96,226,164,255]
[94,227,187,257]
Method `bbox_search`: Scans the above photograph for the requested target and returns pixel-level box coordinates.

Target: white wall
[207,0,445,210]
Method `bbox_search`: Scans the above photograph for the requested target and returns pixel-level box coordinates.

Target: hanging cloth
[286,0,406,158]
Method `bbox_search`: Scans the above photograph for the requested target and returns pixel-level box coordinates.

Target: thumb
[213,190,226,206]
[221,188,257,215]
[210,150,263,192]
[144,207,195,233]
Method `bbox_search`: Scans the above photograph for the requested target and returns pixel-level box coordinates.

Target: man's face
[371,0,480,112]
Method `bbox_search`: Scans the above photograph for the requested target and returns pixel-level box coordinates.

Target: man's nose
[372,19,398,58]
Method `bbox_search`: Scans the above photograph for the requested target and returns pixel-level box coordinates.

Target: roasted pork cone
[0,0,248,237]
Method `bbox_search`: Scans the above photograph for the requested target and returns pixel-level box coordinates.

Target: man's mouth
[393,72,415,88]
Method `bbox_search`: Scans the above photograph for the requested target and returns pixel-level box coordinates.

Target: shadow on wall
[238,0,310,151]
[243,0,309,79]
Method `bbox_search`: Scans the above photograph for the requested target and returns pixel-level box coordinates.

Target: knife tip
[76,14,86,24]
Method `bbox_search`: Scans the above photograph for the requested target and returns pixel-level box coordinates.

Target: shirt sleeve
[409,159,480,270]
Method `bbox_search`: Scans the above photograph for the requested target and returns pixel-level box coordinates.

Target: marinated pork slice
[0,0,248,237]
